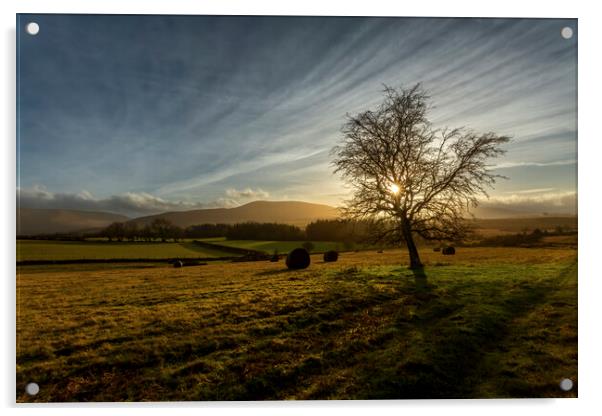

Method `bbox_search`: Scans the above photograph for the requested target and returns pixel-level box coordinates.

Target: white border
[3,1,601,415]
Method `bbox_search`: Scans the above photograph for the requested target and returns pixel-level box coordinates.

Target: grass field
[16,247,577,401]
[17,240,234,261]
[202,238,347,254]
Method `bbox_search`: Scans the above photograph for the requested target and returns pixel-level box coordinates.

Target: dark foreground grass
[16,248,577,401]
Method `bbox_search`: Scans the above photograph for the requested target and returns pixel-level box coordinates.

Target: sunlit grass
[16,247,577,401]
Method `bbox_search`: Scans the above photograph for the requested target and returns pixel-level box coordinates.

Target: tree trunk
[402,220,423,269]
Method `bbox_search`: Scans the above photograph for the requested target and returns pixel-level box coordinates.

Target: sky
[17,15,577,217]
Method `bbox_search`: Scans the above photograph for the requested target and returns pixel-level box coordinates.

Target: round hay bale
[442,246,456,255]
[286,248,310,270]
[173,260,184,268]
[270,254,279,262]
[323,250,339,262]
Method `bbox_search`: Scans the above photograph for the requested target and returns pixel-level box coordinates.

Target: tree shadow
[411,266,429,291]
[179,242,215,254]
[342,262,575,399]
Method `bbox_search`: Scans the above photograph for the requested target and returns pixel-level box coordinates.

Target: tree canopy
[332,84,510,269]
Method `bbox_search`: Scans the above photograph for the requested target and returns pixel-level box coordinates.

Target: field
[16,239,351,262]
[201,238,346,254]
[16,240,233,262]
[16,247,577,401]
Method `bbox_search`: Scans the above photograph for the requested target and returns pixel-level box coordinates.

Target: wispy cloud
[225,187,269,199]
[492,159,576,169]
[17,16,576,207]
[509,188,556,194]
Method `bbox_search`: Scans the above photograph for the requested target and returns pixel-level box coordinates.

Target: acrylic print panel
[16,14,577,402]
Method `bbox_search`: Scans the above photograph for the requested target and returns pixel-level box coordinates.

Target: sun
[389,183,401,195]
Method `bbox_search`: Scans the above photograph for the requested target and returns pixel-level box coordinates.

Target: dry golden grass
[17,247,577,401]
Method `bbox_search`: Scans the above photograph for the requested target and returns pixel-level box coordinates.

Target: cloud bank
[18,185,575,219]
[17,186,270,217]
[477,191,577,216]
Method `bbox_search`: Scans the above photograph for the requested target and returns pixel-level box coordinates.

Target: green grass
[16,247,577,401]
[202,238,351,254]
[17,240,234,261]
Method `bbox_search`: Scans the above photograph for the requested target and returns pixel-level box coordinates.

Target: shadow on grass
[20,259,575,401]
[411,266,429,291]
[347,265,572,399]
[179,242,229,256]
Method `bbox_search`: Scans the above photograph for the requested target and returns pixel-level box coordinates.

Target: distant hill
[129,200,340,228]
[469,206,537,219]
[17,200,576,237]
[468,204,578,219]
[470,216,577,235]
[17,208,129,236]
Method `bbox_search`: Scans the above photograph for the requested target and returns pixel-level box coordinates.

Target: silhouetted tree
[102,223,116,241]
[226,222,305,241]
[151,218,173,242]
[305,219,369,242]
[140,224,154,242]
[124,222,139,242]
[185,224,230,238]
[103,222,126,242]
[332,84,510,270]
[170,225,184,242]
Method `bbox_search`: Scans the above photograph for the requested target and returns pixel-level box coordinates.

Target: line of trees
[305,219,368,242]
[225,222,305,241]
[185,224,231,238]
[102,218,183,242]
[475,227,574,247]
[100,219,370,243]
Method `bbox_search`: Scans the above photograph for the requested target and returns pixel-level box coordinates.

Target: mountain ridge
[17,200,576,236]
[17,208,129,236]
[128,200,341,228]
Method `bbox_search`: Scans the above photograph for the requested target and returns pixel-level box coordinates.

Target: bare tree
[124,222,139,242]
[170,224,184,242]
[103,222,126,242]
[140,224,155,242]
[151,218,173,243]
[332,84,510,270]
